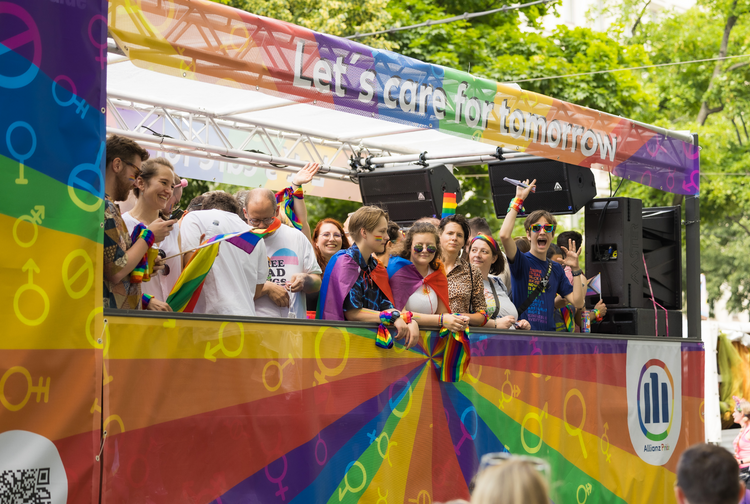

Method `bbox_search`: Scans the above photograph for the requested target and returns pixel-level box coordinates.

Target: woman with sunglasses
[469,234,530,330]
[499,180,585,331]
[733,396,750,482]
[387,222,469,332]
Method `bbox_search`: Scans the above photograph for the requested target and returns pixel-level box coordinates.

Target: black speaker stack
[357,165,461,226]
[584,198,682,337]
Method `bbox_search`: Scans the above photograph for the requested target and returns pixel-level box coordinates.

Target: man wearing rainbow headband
[317,206,419,349]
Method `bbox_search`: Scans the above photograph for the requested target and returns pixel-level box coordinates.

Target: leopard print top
[446,257,487,314]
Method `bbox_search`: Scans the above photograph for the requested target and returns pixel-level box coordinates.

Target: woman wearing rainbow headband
[387,222,469,332]
[469,234,530,330]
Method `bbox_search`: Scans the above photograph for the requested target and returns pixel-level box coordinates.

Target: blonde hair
[348,206,388,242]
[471,460,549,504]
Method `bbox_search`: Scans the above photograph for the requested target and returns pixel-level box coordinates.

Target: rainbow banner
[0,0,106,500]
[102,316,704,503]
[442,192,457,218]
[166,242,220,312]
[109,0,700,196]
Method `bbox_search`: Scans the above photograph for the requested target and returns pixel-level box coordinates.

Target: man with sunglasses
[499,179,585,331]
[245,188,321,318]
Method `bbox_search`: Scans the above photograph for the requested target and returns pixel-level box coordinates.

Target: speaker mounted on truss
[357,165,462,226]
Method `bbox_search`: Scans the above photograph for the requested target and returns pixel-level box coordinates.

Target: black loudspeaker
[592,307,682,337]
[488,157,597,218]
[585,198,644,309]
[358,165,461,225]
[642,206,682,310]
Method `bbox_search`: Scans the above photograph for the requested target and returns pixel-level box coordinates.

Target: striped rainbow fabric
[166,242,221,312]
[442,193,457,218]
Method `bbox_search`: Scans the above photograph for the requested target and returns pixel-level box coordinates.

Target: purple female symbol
[88,14,107,69]
[315,433,327,466]
[264,455,289,501]
[453,406,478,456]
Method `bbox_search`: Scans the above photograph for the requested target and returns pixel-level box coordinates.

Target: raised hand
[292,162,321,187]
[516,178,537,200]
[560,238,582,269]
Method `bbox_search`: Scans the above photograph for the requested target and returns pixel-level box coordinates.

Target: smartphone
[170,208,185,220]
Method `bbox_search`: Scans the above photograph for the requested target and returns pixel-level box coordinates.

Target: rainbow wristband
[379,310,400,325]
[141,293,154,309]
[129,224,156,284]
[376,310,400,350]
[593,309,603,322]
[507,197,524,214]
[477,309,489,327]
[400,311,413,324]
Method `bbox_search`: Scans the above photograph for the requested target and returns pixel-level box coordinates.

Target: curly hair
[396,222,442,271]
[438,214,471,248]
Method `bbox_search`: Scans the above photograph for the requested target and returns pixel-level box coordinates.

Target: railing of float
[99,311,704,503]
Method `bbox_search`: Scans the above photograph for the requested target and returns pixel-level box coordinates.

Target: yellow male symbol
[600,422,612,463]
[376,431,397,467]
[576,483,593,504]
[262,354,295,392]
[14,259,50,326]
[521,402,548,454]
[205,322,244,362]
[498,369,520,410]
[12,205,44,248]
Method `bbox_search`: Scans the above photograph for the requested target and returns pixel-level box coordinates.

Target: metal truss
[106,91,403,179]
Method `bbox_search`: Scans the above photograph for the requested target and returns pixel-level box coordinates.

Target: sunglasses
[413,244,437,254]
[530,224,555,234]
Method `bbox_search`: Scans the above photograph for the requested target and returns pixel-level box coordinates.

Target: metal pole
[685,133,701,339]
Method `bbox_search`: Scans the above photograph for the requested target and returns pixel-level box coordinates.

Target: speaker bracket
[493,147,504,161]
[417,151,428,167]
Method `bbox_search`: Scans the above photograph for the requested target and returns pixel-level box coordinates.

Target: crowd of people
[103,134,607,338]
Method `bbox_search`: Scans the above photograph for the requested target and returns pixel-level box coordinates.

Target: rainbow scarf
[471,233,498,253]
[129,223,152,284]
[434,323,471,382]
[166,219,280,312]
[442,192,457,218]
[275,187,304,231]
[560,304,575,332]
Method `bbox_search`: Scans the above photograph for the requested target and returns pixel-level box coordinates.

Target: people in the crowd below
[318,206,419,348]
[470,459,550,504]
[499,179,584,331]
[387,222,469,332]
[733,397,750,480]
[515,236,531,253]
[122,157,182,304]
[675,443,744,504]
[180,191,267,316]
[103,134,174,311]
[244,188,321,318]
[467,216,511,294]
[439,214,488,327]
[468,234,530,330]
[374,221,403,267]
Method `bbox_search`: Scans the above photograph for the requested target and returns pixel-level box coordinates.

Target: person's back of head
[471,459,549,504]
[468,217,492,237]
[200,191,241,216]
[557,230,583,250]
[515,236,531,254]
[675,443,742,504]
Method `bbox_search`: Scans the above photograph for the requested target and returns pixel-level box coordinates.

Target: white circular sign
[0,430,68,503]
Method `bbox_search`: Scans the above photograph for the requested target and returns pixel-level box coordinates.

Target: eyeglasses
[530,224,555,234]
[479,452,550,481]
[320,232,342,240]
[248,217,276,227]
[413,244,437,254]
[123,160,141,177]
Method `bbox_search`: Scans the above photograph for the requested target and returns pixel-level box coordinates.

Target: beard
[112,172,133,202]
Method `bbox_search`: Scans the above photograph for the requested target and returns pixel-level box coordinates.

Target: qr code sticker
[0,467,51,504]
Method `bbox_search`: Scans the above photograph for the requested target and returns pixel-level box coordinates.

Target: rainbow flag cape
[442,192,457,218]
[386,256,451,311]
[167,219,280,312]
[587,273,602,297]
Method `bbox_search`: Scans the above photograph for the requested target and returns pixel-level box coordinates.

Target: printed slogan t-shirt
[255,224,322,319]
[508,251,573,331]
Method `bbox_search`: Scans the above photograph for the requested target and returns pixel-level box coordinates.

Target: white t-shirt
[122,212,181,302]
[404,268,439,314]
[180,209,267,316]
[484,275,518,321]
[255,224,322,319]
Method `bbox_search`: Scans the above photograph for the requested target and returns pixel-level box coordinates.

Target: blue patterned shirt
[343,244,394,312]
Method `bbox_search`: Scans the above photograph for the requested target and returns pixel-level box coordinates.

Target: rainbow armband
[129,224,156,284]
[141,293,154,309]
[400,311,413,324]
[477,309,489,327]
[376,310,400,349]
[507,197,524,214]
